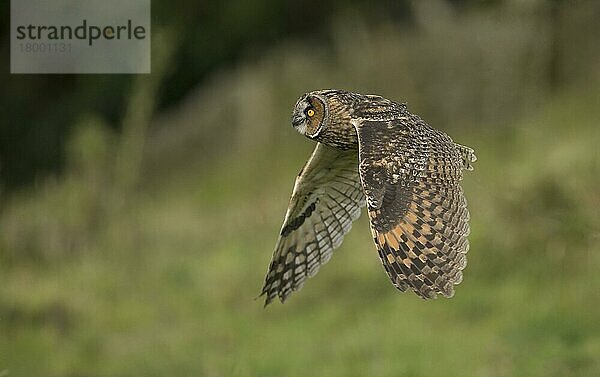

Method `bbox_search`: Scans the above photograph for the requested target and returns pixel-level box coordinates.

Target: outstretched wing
[260,143,365,305]
[354,115,476,299]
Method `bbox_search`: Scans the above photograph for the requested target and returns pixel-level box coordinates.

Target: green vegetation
[2,2,600,376]
[2,86,599,376]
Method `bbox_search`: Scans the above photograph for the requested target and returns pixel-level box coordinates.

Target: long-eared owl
[260,89,477,306]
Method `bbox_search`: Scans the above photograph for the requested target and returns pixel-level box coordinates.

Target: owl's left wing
[354,116,475,299]
[260,142,365,306]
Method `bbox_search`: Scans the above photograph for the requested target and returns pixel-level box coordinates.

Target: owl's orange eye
[307,109,315,117]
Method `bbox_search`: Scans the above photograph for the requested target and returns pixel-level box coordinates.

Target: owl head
[291,92,328,138]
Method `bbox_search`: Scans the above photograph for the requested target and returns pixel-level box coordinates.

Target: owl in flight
[260,89,476,306]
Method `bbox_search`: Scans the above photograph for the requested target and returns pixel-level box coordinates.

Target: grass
[1,84,599,376]
[2,7,600,373]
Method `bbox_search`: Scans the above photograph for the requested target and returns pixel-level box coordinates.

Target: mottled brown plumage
[261,89,476,305]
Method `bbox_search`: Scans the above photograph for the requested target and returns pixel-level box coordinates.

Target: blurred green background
[1,1,599,376]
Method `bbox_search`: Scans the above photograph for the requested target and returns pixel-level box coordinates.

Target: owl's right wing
[260,142,365,306]
[354,117,476,299]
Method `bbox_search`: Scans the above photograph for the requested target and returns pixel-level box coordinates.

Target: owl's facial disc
[292,95,326,138]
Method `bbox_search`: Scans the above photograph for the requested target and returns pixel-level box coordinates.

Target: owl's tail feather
[455,144,477,171]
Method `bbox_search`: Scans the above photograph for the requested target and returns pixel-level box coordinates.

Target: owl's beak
[291,98,310,134]
[291,114,304,129]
